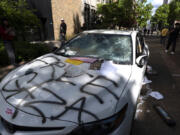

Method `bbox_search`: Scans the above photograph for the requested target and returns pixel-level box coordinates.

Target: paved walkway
[132,36,180,135]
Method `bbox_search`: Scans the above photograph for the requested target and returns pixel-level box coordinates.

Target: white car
[0,30,149,135]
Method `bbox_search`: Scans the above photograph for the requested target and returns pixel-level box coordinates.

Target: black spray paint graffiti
[80,76,119,104]
[1,55,120,124]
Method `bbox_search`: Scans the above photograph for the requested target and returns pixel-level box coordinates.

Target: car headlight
[68,104,128,135]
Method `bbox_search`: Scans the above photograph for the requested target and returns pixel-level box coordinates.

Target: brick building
[27,0,108,40]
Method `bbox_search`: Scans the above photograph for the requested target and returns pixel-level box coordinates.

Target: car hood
[0,53,132,127]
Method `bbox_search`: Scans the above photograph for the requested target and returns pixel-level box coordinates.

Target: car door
[129,33,147,112]
[112,34,149,135]
[135,34,147,82]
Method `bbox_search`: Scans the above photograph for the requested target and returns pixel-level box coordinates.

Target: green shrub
[0,41,50,66]
[0,42,8,66]
[0,0,40,38]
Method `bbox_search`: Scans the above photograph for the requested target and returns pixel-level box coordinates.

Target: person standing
[147,28,150,36]
[0,18,17,66]
[143,27,147,36]
[160,27,169,46]
[165,23,180,54]
[60,18,67,45]
[151,28,154,35]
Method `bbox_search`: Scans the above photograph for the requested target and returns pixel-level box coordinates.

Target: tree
[96,1,132,29]
[96,0,152,29]
[135,0,153,28]
[151,0,180,29]
[0,0,40,39]
[119,0,136,27]
[151,4,169,30]
[97,2,122,29]
[168,0,180,24]
[96,0,136,29]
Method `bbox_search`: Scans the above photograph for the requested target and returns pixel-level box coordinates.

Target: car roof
[82,29,138,35]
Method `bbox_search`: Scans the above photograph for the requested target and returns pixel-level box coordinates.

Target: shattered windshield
[56,33,132,64]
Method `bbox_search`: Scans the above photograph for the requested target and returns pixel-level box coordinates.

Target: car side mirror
[136,55,148,68]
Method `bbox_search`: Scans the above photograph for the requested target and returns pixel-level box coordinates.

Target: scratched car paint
[0,30,149,135]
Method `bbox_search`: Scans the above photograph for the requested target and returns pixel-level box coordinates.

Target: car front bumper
[0,117,76,135]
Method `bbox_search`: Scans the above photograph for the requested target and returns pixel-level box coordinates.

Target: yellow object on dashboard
[65,59,83,65]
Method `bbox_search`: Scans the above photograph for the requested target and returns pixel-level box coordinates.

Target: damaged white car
[0,30,149,135]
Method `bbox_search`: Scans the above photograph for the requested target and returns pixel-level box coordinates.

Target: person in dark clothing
[160,27,169,46]
[60,18,67,44]
[165,23,180,54]
[147,29,150,36]
[0,18,17,66]
[151,28,154,35]
[143,27,147,36]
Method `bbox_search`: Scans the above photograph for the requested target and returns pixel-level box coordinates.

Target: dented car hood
[0,53,132,127]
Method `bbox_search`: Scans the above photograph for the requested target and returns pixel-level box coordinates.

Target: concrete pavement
[132,36,180,135]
